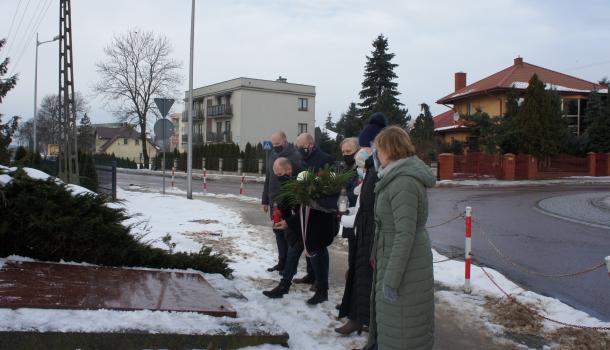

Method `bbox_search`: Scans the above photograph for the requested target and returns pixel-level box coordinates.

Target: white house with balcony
[182,77,315,149]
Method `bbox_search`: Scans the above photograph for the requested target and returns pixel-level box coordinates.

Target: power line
[562,59,610,72]
[3,0,32,61]
[4,0,24,48]
[7,0,53,77]
[6,0,46,65]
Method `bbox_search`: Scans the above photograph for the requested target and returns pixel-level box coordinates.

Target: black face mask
[273,145,284,154]
[299,147,311,158]
[343,153,356,167]
[278,174,292,183]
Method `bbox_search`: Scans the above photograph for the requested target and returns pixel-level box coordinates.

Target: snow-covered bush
[0,168,232,276]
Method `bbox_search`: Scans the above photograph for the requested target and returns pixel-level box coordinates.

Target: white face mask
[357,167,365,178]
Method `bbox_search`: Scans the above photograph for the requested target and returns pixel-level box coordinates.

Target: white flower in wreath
[297,171,309,181]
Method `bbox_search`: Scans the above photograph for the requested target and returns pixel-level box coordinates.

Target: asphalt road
[118,172,610,321]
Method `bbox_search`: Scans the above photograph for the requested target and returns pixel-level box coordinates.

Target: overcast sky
[2,0,610,129]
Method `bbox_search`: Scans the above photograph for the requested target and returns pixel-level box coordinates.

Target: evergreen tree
[78,113,95,153]
[359,34,410,127]
[410,103,435,143]
[335,102,363,138]
[0,38,19,164]
[586,90,610,152]
[497,88,520,154]
[324,112,335,132]
[463,109,497,153]
[512,74,568,158]
[314,126,338,157]
[410,103,436,159]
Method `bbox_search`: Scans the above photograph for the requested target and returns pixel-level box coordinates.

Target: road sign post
[154,98,175,195]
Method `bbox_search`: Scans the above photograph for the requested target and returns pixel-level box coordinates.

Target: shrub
[0,169,232,277]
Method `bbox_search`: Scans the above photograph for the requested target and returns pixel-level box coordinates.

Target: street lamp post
[187,0,195,199]
[33,33,60,154]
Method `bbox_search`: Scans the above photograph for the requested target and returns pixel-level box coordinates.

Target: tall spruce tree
[359,34,410,127]
[586,89,610,152]
[1,38,19,164]
[513,74,567,158]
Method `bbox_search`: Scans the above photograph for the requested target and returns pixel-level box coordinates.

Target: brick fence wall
[438,152,610,181]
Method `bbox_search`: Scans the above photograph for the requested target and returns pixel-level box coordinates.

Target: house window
[298,98,308,111]
[216,121,222,134]
[298,123,308,135]
[466,103,472,116]
[135,139,139,145]
[225,121,231,133]
[123,138,128,145]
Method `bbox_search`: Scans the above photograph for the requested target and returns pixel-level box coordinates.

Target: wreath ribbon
[299,204,313,257]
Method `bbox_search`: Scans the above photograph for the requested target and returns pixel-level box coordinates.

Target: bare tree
[93,30,182,166]
[17,92,88,154]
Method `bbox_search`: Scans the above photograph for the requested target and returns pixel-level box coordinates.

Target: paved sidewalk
[202,194,520,350]
[537,192,610,228]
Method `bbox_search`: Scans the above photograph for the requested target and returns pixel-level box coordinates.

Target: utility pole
[187,0,195,199]
[58,0,79,184]
[34,33,59,154]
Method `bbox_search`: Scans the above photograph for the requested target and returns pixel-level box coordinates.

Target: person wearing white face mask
[336,112,387,337]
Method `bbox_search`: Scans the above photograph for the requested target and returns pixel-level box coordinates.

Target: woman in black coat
[336,112,387,336]
[337,154,378,335]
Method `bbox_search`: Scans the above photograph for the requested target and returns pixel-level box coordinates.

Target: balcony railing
[181,134,204,144]
[207,104,233,118]
[207,131,232,143]
[181,132,232,144]
[181,110,205,122]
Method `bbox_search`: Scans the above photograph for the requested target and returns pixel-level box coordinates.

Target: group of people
[261,112,436,350]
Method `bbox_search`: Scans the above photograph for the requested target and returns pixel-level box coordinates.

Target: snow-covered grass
[0,166,92,196]
[1,186,608,348]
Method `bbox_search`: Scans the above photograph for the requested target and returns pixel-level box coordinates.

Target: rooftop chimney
[276,76,287,83]
[455,72,467,92]
[514,56,523,66]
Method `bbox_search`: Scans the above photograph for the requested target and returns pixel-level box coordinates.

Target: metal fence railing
[95,161,117,201]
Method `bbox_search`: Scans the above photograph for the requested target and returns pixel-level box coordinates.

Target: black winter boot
[306,288,328,305]
[262,281,290,299]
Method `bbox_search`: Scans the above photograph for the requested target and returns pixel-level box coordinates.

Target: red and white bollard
[465,206,472,294]
[171,166,175,189]
[605,256,610,278]
[203,168,208,194]
[240,173,245,195]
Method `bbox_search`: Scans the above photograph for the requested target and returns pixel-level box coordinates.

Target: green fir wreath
[275,166,355,208]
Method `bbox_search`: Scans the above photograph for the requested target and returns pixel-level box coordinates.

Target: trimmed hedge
[0,169,232,277]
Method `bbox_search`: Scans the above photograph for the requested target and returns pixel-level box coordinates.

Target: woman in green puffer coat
[365,126,436,350]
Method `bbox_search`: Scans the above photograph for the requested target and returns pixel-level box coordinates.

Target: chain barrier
[426,212,465,229]
[478,263,610,331]
[433,253,463,264]
[472,218,606,278]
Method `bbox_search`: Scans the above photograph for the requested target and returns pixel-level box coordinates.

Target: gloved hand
[340,214,356,228]
[383,285,399,301]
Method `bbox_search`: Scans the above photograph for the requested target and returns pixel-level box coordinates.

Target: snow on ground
[2,188,609,348]
[0,167,92,196]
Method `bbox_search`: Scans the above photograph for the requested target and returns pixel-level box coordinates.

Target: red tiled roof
[437,57,601,104]
[433,109,466,132]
